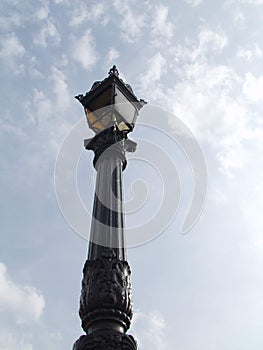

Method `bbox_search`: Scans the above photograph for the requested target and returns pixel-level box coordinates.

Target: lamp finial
[108,65,119,77]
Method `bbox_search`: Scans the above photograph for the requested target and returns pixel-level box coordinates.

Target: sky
[1,0,263,349]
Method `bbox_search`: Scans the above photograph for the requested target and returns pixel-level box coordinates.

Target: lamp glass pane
[101,114,113,128]
[86,86,113,132]
[86,105,113,131]
[91,120,106,132]
[115,87,137,124]
[86,108,97,124]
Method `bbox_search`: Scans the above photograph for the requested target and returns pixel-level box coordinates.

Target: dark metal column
[73,127,137,350]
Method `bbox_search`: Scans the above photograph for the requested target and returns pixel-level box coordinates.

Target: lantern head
[75,66,146,134]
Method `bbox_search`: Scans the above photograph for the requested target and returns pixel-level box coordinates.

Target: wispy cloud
[138,26,263,177]
[151,5,174,44]
[237,43,262,60]
[198,28,228,55]
[69,2,107,27]
[233,9,246,25]
[24,64,73,150]
[139,52,167,92]
[0,331,33,350]
[32,3,60,48]
[242,72,263,102]
[0,263,45,323]
[0,64,74,190]
[183,0,203,6]
[72,29,98,70]
[0,32,25,73]
[35,2,49,21]
[132,310,167,350]
[113,0,146,42]
[50,66,71,111]
[0,11,23,30]
[33,19,61,48]
[106,47,120,64]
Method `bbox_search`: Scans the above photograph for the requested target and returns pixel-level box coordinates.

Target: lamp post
[73,66,146,350]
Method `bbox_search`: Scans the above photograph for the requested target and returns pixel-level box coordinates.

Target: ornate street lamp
[73,66,146,350]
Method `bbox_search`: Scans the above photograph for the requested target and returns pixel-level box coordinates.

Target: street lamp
[73,66,146,350]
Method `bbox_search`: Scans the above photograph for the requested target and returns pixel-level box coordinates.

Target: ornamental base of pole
[73,330,137,350]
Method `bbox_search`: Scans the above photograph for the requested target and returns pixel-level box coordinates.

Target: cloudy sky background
[1,0,263,349]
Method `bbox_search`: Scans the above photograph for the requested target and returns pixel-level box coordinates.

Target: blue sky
[1,0,263,349]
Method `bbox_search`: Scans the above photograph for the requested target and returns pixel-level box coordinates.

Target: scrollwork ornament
[79,249,133,333]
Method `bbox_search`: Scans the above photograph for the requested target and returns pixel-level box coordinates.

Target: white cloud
[183,0,203,6]
[184,63,236,89]
[151,5,174,43]
[28,56,45,79]
[69,6,87,26]
[24,66,72,151]
[162,28,263,176]
[33,19,60,48]
[90,3,107,24]
[217,141,249,177]
[0,12,23,30]
[242,72,263,102]
[0,263,45,323]
[3,35,25,59]
[29,89,52,124]
[23,64,71,137]
[50,66,71,111]
[69,2,107,27]
[140,52,166,91]
[36,2,49,21]
[113,0,145,42]
[21,64,74,172]
[72,29,98,70]
[237,44,262,60]
[171,28,228,63]
[0,32,25,72]
[0,119,26,138]
[146,311,166,349]
[233,9,246,25]
[132,310,167,350]
[0,331,33,350]
[209,187,228,205]
[106,47,120,64]
[198,28,228,54]
[168,76,253,176]
[144,24,263,177]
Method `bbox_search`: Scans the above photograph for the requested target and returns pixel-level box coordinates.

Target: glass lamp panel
[91,120,106,133]
[86,108,97,125]
[101,114,114,128]
[86,105,113,130]
[114,87,137,124]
